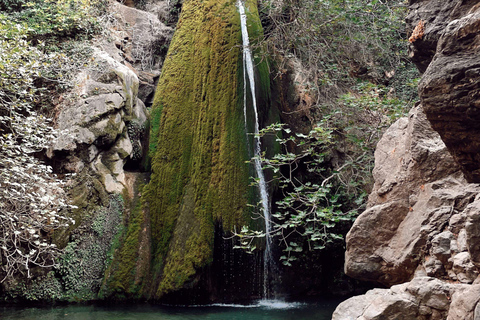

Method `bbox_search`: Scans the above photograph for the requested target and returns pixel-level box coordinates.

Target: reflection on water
[1,299,340,320]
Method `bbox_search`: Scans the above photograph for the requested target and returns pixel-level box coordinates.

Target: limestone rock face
[333,277,471,320]
[344,105,480,286]
[49,0,175,196]
[52,47,148,194]
[337,105,480,318]
[406,0,477,73]
[4,0,176,303]
[334,2,480,318]
[408,1,480,183]
[109,2,174,106]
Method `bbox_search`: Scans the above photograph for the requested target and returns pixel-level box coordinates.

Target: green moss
[142,0,270,298]
[101,198,144,297]
[5,195,125,303]
[94,0,272,300]
[96,175,154,300]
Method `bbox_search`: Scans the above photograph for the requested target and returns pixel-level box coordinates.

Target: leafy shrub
[0,0,105,283]
[233,0,420,264]
[0,14,79,282]
[235,82,412,264]
[0,0,26,12]
[259,0,419,107]
[2,0,104,42]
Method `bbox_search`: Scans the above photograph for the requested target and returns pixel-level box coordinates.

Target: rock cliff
[102,0,273,302]
[333,0,480,319]
[1,0,175,302]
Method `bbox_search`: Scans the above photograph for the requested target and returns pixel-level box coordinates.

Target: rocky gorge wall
[0,0,285,304]
[103,0,273,301]
[0,0,174,302]
[333,0,480,319]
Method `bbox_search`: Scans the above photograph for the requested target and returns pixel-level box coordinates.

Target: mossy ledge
[140,0,269,299]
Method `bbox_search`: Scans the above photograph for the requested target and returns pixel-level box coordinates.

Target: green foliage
[232,0,419,265]
[236,122,359,264]
[6,271,63,301]
[0,0,26,12]
[260,0,418,105]
[2,0,104,42]
[101,194,144,298]
[236,79,408,264]
[4,195,124,302]
[0,14,78,282]
[0,0,107,283]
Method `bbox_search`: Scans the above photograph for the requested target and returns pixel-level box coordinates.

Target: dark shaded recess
[142,74,160,110]
[276,233,376,299]
[159,224,263,304]
[268,161,375,297]
[270,63,312,135]
[124,120,150,172]
[262,139,374,298]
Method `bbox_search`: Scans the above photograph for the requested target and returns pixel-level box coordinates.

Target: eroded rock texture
[51,1,174,196]
[337,105,480,319]
[406,0,479,73]
[409,0,480,183]
[344,105,475,286]
[334,1,480,318]
[4,1,175,302]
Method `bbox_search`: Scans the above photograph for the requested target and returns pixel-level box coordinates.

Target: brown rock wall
[413,2,480,182]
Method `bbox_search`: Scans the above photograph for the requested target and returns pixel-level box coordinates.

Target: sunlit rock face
[334,1,480,318]
[337,108,480,320]
[344,105,480,287]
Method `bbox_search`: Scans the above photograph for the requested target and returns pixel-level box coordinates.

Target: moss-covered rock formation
[103,0,272,301]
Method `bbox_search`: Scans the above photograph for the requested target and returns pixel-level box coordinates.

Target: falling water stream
[237,0,274,300]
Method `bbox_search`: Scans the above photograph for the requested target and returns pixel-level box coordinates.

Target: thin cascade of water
[237,0,273,300]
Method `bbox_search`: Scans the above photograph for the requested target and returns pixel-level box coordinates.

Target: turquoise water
[1,299,339,319]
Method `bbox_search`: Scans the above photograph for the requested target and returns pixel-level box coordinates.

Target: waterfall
[237,0,273,300]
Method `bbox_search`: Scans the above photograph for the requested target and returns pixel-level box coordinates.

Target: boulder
[337,1,480,318]
[51,41,148,194]
[333,277,465,320]
[417,6,480,183]
[447,285,480,320]
[451,252,478,283]
[345,105,480,286]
